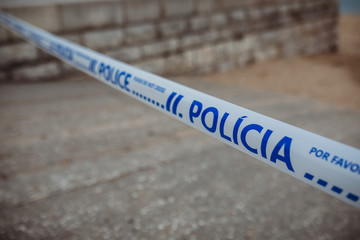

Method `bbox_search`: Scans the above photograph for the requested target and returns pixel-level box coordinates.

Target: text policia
[188,100,294,172]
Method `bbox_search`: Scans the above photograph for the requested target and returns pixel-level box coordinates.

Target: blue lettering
[186,101,295,173]
[233,116,247,145]
[335,158,343,167]
[201,107,218,133]
[344,160,352,169]
[261,129,273,159]
[105,65,114,82]
[50,42,73,61]
[98,63,105,76]
[240,124,263,154]
[220,112,231,142]
[270,136,294,172]
[309,147,317,154]
[115,70,125,88]
[89,59,97,73]
[322,152,330,161]
[124,73,131,92]
[350,163,359,172]
[315,150,324,157]
[189,100,203,123]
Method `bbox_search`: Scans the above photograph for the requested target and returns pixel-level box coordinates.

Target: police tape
[1,10,359,208]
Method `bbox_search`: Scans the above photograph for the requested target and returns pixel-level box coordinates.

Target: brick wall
[0,0,338,82]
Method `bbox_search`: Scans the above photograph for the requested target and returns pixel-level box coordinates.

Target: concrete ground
[0,73,359,239]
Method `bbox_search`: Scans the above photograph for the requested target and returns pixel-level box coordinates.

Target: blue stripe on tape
[304,173,314,180]
[331,186,343,194]
[317,179,328,187]
[347,193,359,202]
[132,90,163,109]
[304,172,359,202]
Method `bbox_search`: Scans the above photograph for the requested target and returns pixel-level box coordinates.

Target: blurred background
[0,0,359,239]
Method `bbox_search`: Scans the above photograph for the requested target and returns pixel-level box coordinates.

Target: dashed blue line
[347,193,359,202]
[317,179,327,187]
[131,90,164,111]
[303,172,358,202]
[331,186,343,194]
[304,173,314,180]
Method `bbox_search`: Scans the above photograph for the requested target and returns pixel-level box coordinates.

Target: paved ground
[0,74,359,239]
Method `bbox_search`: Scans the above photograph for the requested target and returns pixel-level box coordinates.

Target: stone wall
[0,0,338,82]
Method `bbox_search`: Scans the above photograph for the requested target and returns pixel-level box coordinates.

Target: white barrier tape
[1,10,359,207]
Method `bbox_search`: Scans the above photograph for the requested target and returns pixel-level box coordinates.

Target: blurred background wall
[0,0,338,82]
